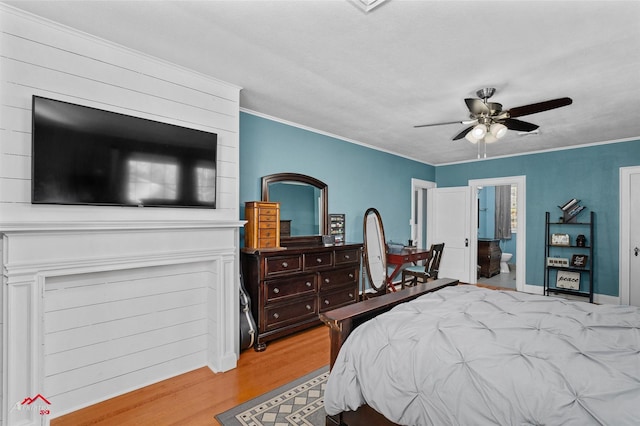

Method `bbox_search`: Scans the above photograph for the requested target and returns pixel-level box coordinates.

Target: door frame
[619,166,640,305]
[410,178,436,249]
[468,176,526,292]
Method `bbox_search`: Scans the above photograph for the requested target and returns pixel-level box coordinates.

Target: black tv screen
[32,96,217,208]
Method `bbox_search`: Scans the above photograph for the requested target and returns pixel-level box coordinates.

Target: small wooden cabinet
[245,201,280,249]
[478,239,501,278]
[241,242,362,351]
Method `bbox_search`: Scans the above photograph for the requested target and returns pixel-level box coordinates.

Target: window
[195,165,216,202]
[127,157,178,204]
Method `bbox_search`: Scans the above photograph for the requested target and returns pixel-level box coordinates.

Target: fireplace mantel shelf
[0,220,246,233]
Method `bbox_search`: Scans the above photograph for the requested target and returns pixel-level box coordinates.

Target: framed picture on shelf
[570,254,589,268]
[556,270,580,290]
[551,233,570,246]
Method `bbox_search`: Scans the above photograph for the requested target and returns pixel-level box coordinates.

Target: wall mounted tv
[32,96,217,208]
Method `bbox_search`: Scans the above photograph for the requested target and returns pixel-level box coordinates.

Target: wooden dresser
[245,201,280,249]
[478,239,502,278]
[241,242,362,351]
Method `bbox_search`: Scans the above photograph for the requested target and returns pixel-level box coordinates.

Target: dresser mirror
[261,173,328,244]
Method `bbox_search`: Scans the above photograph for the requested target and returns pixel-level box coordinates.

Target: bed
[320,282,640,426]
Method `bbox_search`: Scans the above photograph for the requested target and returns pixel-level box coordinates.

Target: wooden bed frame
[319,278,459,426]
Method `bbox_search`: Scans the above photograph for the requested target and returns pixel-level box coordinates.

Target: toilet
[500,253,512,273]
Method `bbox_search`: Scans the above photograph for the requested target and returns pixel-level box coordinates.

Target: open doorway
[469,176,526,292]
[410,178,436,249]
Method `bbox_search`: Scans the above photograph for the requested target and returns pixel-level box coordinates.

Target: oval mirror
[363,207,387,293]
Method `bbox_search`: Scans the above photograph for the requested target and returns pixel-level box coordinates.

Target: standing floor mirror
[362,207,388,297]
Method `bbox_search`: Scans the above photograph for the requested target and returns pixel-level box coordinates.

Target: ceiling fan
[415,88,573,144]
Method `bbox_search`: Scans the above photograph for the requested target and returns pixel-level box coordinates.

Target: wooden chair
[401,243,445,288]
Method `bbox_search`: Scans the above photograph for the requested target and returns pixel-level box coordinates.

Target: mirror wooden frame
[261,172,329,245]
[363,207,388,294]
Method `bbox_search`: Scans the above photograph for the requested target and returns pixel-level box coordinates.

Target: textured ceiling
[6,0,640,164]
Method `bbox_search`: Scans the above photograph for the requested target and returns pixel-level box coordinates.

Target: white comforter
[325,285,640,425]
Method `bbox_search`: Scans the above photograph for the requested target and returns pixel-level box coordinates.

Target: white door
[628,171,640,306]
[620,166,640,306]
[427,186,472,283]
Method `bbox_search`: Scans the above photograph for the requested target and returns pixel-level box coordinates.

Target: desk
[386,247,431,291]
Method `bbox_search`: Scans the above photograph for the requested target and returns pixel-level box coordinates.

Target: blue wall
[240,111,640,297]
[436,139,640,296]
[239,112,435,246]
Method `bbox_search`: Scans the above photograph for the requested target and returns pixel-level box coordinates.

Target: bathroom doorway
[469,176,526,292]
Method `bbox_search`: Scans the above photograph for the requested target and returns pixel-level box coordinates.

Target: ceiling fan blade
[414,118,477,128]
[502,118,539,132]
[452,126,474,140]
[465,98,489,116]
[414,120,466,128]
[508,97,573,118]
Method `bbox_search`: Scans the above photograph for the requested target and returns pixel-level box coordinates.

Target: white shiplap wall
[0,5,242,424]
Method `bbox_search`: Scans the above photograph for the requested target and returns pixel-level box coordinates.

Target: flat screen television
[32,96,217,208]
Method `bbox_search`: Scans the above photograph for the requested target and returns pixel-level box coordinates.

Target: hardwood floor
[51,325,330,426]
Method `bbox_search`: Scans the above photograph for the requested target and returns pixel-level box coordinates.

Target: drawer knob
[316,258,323,263]
[324,299,330,305]
[349,293,353,298]
[344,254,350,259]
[273,313,280,319]
[273,287,280,294]
[306,281,312,287]
[349,273,354,279]
[324,278,330,284]
[306,304,312,310]
[282,261,288,268]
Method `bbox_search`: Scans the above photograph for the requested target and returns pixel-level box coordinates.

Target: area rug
[216,366,329,426]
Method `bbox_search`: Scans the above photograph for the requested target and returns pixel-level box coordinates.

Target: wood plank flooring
[51,325,330,426]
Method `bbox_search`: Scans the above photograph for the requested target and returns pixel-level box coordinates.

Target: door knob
[635,247,639,257]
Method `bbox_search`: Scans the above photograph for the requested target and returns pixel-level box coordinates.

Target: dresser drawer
[264,274,316,303]
[259,228,278,239]
[259,238,278,248]
[335,249,360,265]
[258,220,277,229]
[263,296,317,331]
[319,286,358,312]
[319,266,358,290]
[258,206,278,218]
[265,255,302,276]
[304,251,333,270]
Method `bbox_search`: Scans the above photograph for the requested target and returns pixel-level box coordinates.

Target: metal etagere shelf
[544,211,594,303]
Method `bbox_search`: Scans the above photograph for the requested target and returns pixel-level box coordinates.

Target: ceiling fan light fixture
[465,132,479,144]
[470,124,487,139]
[484,133,498,144]
[490,123,508,139]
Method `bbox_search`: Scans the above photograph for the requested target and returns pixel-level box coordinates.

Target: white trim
[619,166,640,305]
[436,137,640,166]
[242,109,640,168]
[241,108,435,165]
[468,176,526,292]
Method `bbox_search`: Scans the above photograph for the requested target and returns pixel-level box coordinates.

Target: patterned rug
[215,366,329,426]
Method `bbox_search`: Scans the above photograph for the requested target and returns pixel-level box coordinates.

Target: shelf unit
[544,211,594,303]
[329,214,346,244]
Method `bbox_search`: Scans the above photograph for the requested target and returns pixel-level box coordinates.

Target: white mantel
[2,220,244,425]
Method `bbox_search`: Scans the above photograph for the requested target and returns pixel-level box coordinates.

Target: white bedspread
[324,285,640,425]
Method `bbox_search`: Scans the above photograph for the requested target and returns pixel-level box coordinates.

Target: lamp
[490,123,508,139]
[471,124,487,139]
